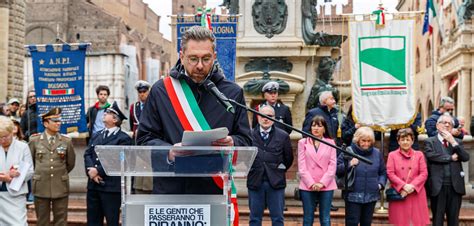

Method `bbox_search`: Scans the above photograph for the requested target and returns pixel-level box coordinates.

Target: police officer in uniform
[129,80,153,194]
[252,81,293,134]
[129,80,151,140]
[29,107,76,226]
[84,101,132,226]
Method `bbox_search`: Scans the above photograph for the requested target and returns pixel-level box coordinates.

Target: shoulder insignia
[60,134,71,139]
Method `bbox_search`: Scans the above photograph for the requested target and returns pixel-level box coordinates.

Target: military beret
[135,80,151,92]
[262,81,279,93]
[41,107,62,121]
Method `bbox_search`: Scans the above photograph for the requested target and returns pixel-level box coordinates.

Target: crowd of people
[0,26,471,226]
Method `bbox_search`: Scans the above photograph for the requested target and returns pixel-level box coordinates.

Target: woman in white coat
[0,116,34,225]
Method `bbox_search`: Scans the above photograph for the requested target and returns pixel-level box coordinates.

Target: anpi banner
[176,15,237,81]
[28,43,88,134]
[349,19,416,129]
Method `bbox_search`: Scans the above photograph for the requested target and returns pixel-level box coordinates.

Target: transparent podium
[95,145,257,226]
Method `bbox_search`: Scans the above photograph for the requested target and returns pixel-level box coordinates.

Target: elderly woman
[298,115,337,226]
[387,128,429,226]
[0,116,34,225]
[340,126,386,226]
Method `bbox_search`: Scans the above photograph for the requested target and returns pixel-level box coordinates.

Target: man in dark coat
[84,101,132,226]
[86,85,111,142]
[129,80,151,141]
[20,90,38,141]
[302,91,341,146]
[136,26,252,194]
[247,105,293,226]
[424,114,470,226]
[251,81,293,134]
[425,96,464,139]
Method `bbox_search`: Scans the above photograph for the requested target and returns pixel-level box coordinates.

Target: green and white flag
[349,19,416,129]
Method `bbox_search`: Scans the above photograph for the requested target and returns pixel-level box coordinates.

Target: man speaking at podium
[136,26,252,194]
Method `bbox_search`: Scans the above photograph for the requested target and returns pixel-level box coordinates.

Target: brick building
[24,0,173,115]
[0,0,25,103]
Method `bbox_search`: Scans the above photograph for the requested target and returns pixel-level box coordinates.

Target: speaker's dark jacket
[136,60,252,194]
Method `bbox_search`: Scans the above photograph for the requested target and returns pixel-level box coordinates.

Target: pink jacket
[387,148,430,225]
[298,137,337,191]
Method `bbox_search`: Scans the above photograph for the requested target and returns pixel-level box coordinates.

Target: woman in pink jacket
[298,115,337,226]
[387,128,430,226]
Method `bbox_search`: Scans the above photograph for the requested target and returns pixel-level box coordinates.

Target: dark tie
[261,131,269,141]
[49,136,55,146]
[103,130,109,139]
[443,139,448,148]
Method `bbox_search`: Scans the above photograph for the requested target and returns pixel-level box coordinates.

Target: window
[426,40,431,67]
[416,48,420,73]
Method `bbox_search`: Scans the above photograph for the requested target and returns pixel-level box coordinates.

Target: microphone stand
[227,99,373,165]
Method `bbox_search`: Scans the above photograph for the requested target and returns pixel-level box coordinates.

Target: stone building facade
[0,0,25,103]
[397,0,474,131]
[172,0,207,15]
[24,0,172,113]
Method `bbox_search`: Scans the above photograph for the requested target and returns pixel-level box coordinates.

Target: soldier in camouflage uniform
[29,107,76,226]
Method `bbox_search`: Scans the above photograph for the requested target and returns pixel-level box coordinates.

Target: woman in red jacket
[387,128,430,226]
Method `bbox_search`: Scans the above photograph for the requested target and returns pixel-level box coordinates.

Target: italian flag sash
[163,76,239,226]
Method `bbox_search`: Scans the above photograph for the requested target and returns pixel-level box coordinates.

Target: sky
[144,0,398,41]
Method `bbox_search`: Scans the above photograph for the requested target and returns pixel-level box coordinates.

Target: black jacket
[251,102,293,134]
[137,60,252,194]
[84,128,132,192]
[424,136,470,196]
[302,105,341,146]
[86,105,99,138]
[20,103,38,140]
[247,126,293,190]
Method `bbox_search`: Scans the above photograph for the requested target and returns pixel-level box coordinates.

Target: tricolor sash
[164,76,239,226]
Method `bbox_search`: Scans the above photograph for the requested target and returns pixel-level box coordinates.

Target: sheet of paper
[182,127,229,146]
[9,161,31,192]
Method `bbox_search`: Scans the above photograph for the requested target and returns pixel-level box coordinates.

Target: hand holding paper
[181,127,229,146]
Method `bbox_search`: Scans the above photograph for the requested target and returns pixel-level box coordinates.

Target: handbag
[336,147,356,191]
[385,187,405,201]
[386,155,414,202]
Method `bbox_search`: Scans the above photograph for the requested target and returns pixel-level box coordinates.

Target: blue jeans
[300,189,333,226]
[248,181,285,226]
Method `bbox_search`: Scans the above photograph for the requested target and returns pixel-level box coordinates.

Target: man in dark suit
[247,105,293,226]
[424,114,470,226]
[84,101,132,226]
[252,81,293,134]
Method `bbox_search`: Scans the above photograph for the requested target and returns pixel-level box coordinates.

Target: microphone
[203,80,235,114]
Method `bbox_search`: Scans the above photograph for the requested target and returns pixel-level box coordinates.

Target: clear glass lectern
[94,145,257,226]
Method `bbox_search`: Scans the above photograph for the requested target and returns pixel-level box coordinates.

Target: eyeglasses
[186,56,213,66]
[28,95,36,99]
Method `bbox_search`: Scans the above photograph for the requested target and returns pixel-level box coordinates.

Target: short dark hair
[96,85,110,96]
[311,115,331,139]
[397,128,414,141]
[180,26,216,53]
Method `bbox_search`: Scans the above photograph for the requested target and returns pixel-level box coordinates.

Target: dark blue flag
[28,43,89,134]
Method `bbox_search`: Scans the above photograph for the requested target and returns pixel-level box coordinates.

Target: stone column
[8,0,25,100]
[0,1,9,102]
[458,69,471,130]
